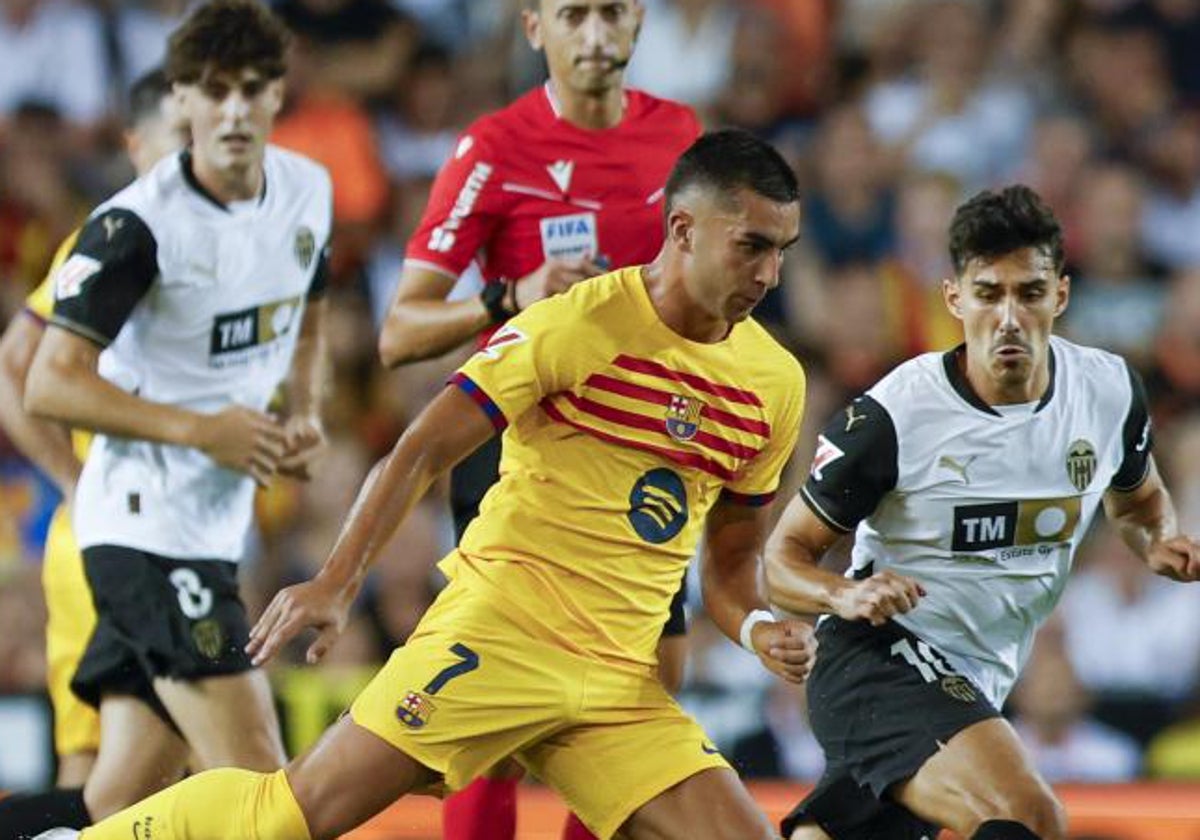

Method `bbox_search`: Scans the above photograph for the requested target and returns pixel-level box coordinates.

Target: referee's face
[526,0,643,96]
[946,246,1069,404]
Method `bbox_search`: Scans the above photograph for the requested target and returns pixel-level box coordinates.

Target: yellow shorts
[41,505,100,756]
[350,578,728,839]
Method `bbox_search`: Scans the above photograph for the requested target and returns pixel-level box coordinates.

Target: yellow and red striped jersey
[448,266,805,669]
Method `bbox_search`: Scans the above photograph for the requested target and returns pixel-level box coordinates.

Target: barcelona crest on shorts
[396,690,437,729]
[665,395,703,442]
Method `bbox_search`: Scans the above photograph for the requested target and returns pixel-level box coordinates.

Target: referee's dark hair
[948,185,1065,277]
[165,0,290,85]
[127,68,171,128]
[665,129,800,215]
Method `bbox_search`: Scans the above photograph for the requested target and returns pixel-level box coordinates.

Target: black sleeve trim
[51,209,158,347]
[307,241,331,300]
[800,395,898,531]
[1110,362,1153,492]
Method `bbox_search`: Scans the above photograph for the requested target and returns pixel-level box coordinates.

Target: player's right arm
[0,311,80,497]
[377,128,599,367]
[764,396,924,623]
[24,208,287,486]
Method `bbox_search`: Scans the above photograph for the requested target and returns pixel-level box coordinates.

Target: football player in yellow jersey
[0,69,187,789]
[70,130,811,840]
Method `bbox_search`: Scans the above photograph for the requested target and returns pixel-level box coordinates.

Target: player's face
[682,187,800,324]
[525,1,643,95]
[945,246,1069,400]
[180,67,282,178]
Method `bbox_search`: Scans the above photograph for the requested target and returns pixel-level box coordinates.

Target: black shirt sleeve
[800,395,898,533]
[307,240,331,300]
[51,208,158,347]
[1110,362,1153,491]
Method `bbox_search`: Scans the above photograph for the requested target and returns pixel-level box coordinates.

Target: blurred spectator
[741,0,833,117]
[106,0,189,93]
[272,0,416,100]
[374,41,459,185]
[801,104,896,269]
[1065,20,1174,160]
[1010,634,1142,782]
[730,679,825,781]
[0,105,87,317]
[1138,109,1200,269]
[0,0,108,133]
[862,1,1035,190]
[1060,523,1200,745]
[1012,112,1095,253]
[1147,269,1200,423]
[875,170,963,355]
[626,0,736,115]
[1060,163,1167,366]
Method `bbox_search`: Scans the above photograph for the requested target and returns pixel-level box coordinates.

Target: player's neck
[192,154,264,205]
[961,349,1050,407]
[548,78,625,130]
[641,262,730,344]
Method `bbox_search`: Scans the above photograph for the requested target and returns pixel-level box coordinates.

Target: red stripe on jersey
[612,355,763,407]
[562,393,762,461]
[541,399,734,481]
[585,373,772,437]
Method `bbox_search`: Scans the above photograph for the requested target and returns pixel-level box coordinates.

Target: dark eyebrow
[741,231,801,251]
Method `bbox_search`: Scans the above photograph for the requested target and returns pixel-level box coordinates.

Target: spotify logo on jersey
[628,468,688,544]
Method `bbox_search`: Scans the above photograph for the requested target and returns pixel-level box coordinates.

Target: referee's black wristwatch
[480,280,520,324]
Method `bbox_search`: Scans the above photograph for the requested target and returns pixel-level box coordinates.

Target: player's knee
[969,785,1066,840]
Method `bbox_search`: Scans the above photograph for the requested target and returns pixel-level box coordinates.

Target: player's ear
[523,7,543,52]
[942,276,964,320]
[1053,274,1070,317]
[265,78,285,117]
[667,207,694,254]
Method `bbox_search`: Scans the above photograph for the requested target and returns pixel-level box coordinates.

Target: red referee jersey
[405,83,700,297]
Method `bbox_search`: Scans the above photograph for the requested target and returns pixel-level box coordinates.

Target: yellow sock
[81,768,311,840]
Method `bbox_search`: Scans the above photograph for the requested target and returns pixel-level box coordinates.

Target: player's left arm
[1104,458,1200,582]
[702,497,817,684]
[277,295,329,481]
[1102,362,1199,581]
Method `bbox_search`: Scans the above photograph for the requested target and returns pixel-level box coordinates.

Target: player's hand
[277,414,326,481]
[1146,535,1200,582]
[514,257,605,309]
[750,619,817,684]
[246,575,353,666]
[193,405,287,487]
[833,569,925,626]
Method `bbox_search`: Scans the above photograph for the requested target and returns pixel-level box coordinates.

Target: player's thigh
[349,595,570,793]
[519,689,735,840]
[84,694,189,819]
[42,507,101,763]
[789,827,833,840]
[621,767,774,840]
[154,668,285,770]
[286,714,439,840]
[893,716,1066,839]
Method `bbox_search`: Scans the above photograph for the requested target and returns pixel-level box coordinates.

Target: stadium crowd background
[1,0,1199,790]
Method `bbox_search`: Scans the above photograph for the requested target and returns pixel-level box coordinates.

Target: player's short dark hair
[127,68,172,128]
[947,185,1065,276]
[165,0,289,85]
[665,129,799,215]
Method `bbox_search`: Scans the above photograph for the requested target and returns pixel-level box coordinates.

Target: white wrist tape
[739,609,775,653]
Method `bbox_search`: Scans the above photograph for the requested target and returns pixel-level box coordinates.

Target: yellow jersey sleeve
[25,229,80,322]
[722,358,806,505]
[453,292,598,431]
